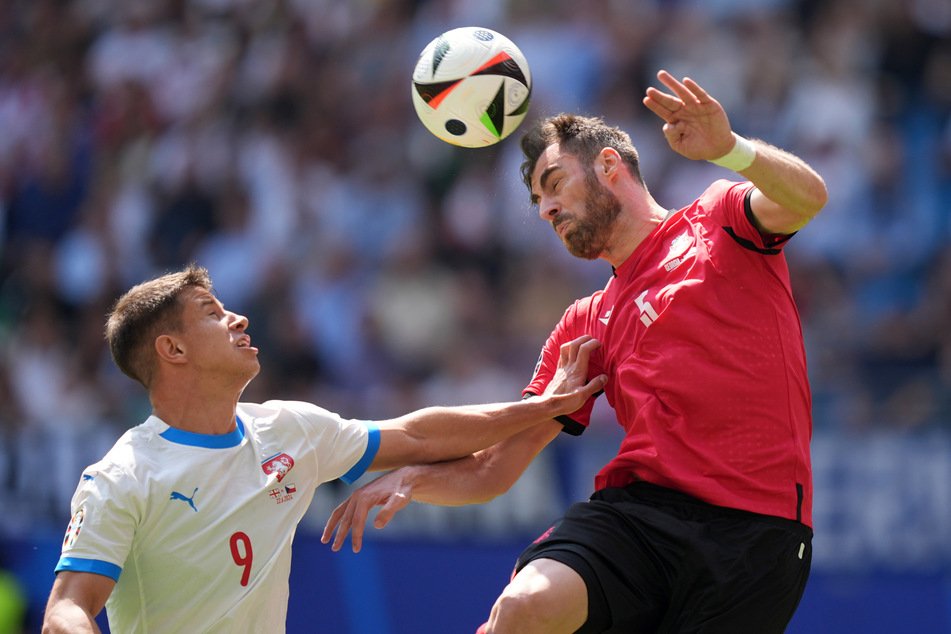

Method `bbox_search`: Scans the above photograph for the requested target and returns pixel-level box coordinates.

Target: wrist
[709,133,756,171]
[537,390,570,419]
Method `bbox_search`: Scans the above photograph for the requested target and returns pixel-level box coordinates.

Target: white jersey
[55,400,379,633]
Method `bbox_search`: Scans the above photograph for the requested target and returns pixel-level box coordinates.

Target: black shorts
[515,482,813,634]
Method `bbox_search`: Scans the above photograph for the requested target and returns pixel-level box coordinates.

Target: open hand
[542,335,607,413]
[642,70,735,162]
[321,468,415,553]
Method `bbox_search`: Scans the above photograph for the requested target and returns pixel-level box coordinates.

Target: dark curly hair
[519,113,645,200]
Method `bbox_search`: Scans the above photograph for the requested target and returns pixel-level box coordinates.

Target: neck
[150,378,244,435]
[601,200,669,268]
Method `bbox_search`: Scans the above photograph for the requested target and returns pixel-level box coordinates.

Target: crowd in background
[0,0,949,534]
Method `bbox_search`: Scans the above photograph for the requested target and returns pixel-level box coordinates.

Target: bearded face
[554,167,622,260]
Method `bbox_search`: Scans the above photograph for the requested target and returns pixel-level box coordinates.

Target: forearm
[324,422,562,552]
[42,572,112,634]
[389,420,562,505]
[394,454,511,506]
[372,335,604,470]
[742,139,828,215]
[42,605,102,634]
[376,397,566,469]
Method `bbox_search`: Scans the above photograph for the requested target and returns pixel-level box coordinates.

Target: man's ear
[155,334,187,365]
[597,147,621,181]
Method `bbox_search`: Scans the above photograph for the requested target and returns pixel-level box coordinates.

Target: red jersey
[525,180,813,527]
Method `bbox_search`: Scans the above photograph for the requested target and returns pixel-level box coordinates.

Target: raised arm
[42,571,114,634]
[368,335,606,471]
[323,419,564,552]
[643,69,827,234]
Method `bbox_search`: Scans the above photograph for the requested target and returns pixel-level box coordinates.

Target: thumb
[586,374,608,395]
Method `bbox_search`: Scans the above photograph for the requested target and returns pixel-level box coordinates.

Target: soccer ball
[411,27,532,148]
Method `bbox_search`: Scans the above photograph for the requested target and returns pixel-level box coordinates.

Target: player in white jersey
[41,264,606,634]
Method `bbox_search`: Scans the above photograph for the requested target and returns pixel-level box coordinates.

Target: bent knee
[489,565,587,634]
[491,588,555,632]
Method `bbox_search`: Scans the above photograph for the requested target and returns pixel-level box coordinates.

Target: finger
[347,506,367,553]
[374,491,412,528]
[568,337,596,368]
[571,373,607,401]
[559,339,571,368]
[662,121,686,140]
[643,88,681,121]
[329,516,351,552]
[565,337,580,365]
[578,336,601,356]
[332,498,361,552]
[321,501,349,544]
[587,373,608,394]
[580,375,605,399]
[348,496,376,553]
[682,77,712,103]
[576,338,600,367]
[656,70,696,105]
[570,334,595,363]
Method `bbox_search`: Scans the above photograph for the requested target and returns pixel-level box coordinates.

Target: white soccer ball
[411,27,532,148]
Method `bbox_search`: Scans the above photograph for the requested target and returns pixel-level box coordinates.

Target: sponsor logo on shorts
[533,525,556,544]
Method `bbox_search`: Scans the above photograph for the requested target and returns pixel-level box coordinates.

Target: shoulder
[239,400,361,434]
[562,289,606,323]
[86,422,155,478]
[240,399,341,421]
[689,179,754,218]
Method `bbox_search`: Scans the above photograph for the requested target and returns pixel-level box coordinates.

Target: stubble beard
[558,170,622,260]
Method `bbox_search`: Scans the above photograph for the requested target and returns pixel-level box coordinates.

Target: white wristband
[709,133,756,171]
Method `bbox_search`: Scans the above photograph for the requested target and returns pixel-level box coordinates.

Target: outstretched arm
[643,69,827,234]
[369,335,605,471]
[323,420,563,552]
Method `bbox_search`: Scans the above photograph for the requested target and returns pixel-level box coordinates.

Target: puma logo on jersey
[170,487,199,512]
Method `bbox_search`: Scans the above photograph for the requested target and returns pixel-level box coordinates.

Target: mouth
[236,336,257,352]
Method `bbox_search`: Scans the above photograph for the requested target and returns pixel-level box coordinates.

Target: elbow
[786,179,829,232]
[467,453,520,503]
[807,175,829,218]
[814,187,829,217]
[469,477,515,504]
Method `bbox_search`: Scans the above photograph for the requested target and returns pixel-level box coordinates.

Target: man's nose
[538,200,559,221]
[231,312,249,330]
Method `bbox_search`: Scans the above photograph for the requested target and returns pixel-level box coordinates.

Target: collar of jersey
[159,417,246,449]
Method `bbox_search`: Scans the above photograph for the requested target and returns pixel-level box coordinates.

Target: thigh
[515,498,674,633]
[491,558,589,634]
[662,518,813,634]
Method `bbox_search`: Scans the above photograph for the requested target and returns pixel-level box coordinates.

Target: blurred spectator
[0,0,946,538]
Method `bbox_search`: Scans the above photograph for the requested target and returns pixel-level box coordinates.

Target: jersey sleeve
[268,400,380,485]
[522,301,599,436]
[705,180,794,253]
[55,462,139,581]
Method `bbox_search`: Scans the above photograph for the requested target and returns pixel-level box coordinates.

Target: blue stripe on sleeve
[340,421,380,485]
[55,557,122,581]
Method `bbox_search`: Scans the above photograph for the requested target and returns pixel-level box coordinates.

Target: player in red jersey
[323,70,828,633]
